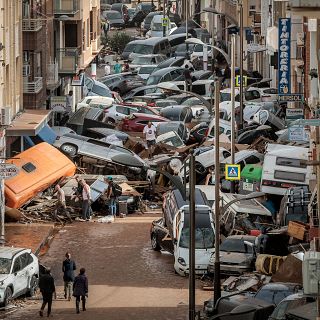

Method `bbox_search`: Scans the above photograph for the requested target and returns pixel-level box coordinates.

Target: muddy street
[10,214,211,320]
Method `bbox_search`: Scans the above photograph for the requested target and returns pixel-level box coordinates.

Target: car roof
[132,113,167,120]
[105,10,121,14]
[146,11,162,17]
[157,56,184,68]
[111,3,125,8]
[150,66,183,76]
[171,188,208,208]
[259,282,301,291]
[133,54,163,59]
[0,247,28,259]
[225,235,256,241]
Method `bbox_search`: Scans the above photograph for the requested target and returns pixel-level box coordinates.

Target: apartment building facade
[0,0,23,116]
[54,0,102,108]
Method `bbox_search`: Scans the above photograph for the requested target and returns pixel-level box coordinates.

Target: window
[274,170,306,182]
[263,88,278,94]
[19,253,32,269]
[220,238,254,253]
[116,105,130,115]
[245,155,261,165]
[22,162,36,173]
[245,90,261,101]
[0,258,12,274]
[276,157,307,168]
[162,73,171,82]
[12,257,22,273]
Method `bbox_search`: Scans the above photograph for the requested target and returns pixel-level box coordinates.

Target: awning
[6,109,52,137]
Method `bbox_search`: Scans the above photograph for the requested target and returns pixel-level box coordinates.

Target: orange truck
[5,142,76,208]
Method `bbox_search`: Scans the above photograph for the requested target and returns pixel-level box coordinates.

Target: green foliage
[106,32,131,54]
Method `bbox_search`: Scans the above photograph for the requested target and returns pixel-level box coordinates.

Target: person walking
[65,90,73,115]
[114,59,122,74]
[81,179,92,221]
[54,184,71,221]
[105,177,118,216]
[143,121,157,159]
[223,65,231,88]
[62,252,77,301]
[184,65,192,91]
[39,268,56,318]
[104,61,111,76]
[73,268,88,314]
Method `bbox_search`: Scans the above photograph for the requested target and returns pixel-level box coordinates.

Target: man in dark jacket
[73,268,88,314]
[39,268,56,317]
[62,252,76,300]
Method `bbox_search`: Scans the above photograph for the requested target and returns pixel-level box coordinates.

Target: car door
[11,254,28,296]
[155,218,173,252]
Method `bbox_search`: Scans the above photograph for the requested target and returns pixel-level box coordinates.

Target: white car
[129,54,165,70]
[0,247,39,306]
[206,118,232,140]
[137,65,158,80]
[77,96,114,111]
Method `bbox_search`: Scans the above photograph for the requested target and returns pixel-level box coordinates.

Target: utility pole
[189,149,196,320]
[230,34,236,193]
[239,0,244,129]
[214,77,221,304]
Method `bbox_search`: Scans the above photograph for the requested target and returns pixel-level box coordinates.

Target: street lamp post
[239,0,244,129]
[213,76,221,305]
[189,150,196,320]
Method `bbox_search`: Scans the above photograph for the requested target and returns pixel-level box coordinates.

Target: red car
[119,113,168,132]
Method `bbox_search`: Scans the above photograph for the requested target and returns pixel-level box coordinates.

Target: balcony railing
[47,62,59,86]
[23,77,43,94]
[56,47,80,74]
[54,0,80,15]
[22,19,43,32]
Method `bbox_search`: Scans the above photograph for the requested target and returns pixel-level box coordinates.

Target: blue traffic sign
[225,164,241,181]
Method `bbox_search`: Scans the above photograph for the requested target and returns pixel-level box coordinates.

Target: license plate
[243,182,253,191]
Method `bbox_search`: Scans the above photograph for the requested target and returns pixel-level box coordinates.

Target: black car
[150,217,174,252]
[99,74,145,95]
[237,125,278,144]
[122,84,159,101]
[171,26,197,38]
[102,10,125,29]
[156,56,185,69]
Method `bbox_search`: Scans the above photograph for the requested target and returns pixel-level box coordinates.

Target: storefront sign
[278,94,304,102]
[289,126,308,142]
[278,18,291,95]
[50,96,67,113]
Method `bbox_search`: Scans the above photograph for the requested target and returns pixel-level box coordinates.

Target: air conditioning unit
[297,33,304,46]
[0,107,12,126]
[23,65,30,77]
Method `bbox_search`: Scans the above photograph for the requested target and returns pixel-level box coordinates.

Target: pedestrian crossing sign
[235,75,247,87]
[225,164,241,181]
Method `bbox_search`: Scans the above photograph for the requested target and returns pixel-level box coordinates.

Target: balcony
[56,47,80,74]
[23,77,43,94]
[47,62,59,87]
[54,0,80,16]
[22,19,43,32]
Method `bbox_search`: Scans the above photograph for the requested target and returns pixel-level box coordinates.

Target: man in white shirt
[81,180,92,221]
[143,121,157,159]
[104,62,111,76]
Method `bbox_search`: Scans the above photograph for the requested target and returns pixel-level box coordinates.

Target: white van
[261,143,312,195]
[160,189,215,276]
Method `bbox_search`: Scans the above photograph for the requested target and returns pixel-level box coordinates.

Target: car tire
[195,162,207,176]
[60,143,78,157]
[27,275,38,297]
[151,233,161,251]
[106,117,116,125]
[1,287,12,307]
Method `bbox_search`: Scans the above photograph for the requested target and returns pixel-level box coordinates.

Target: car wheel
[195,162,207,175]
[2,287,12,307]
[27,275,38,297]
[60,144,77,157]
[151,233,161,251]
[106,117,116,125]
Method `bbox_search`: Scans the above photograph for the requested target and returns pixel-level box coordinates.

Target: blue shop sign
[278,18,291,95]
